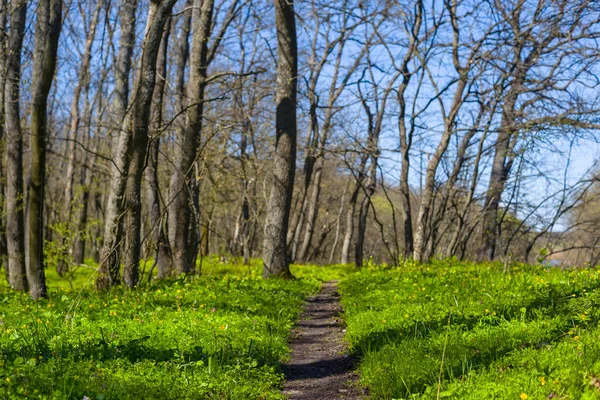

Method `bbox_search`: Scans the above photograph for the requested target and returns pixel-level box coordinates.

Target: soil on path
[282,281,365,400]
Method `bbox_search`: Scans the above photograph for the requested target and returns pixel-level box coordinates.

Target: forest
[2,0,600,399]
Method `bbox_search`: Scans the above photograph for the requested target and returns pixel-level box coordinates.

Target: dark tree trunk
[340,182,360,264]
[27,0,63,299]
[262,0,297,278]
[169,0,213,275]
[355,167,376,267]
[96,0,139,290]
[478,95,518,261]
[58,0,102,276]
[4,0,27,292]
[122,0,179,288]
[0,0,8,283]
[146,16,172,279]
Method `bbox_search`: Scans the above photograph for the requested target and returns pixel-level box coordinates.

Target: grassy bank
[0,260,342,399]
[339,260,600,399]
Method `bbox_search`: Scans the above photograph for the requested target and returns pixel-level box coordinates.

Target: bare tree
[27,0,63,299]
[122,0,179,288]
[413,0,492,262]
[146,15,172,279]
[4,0,27,291]
[96,0,140,290]
[169,0,214,275]
[262,0,297,278]
[59,0,103,276]
[169,0,239,274]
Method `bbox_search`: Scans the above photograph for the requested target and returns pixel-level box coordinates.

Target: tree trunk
[146,16,172,279]
[340,182,360,264]
[355,161,377,267]
[478,95,519,261]
[27,0,63,299]
[262,0,297,278]
[169,0,213,275]
[328,180,348,264]
[288,100,318,260]
[413,75,468,263]
[166,1,191,263]
[297,162,323,261]
[395,0,422,259]
[4,0,27,292]
[122,0,178,288]
[96,0,139,290]
[398,148,413,258]
[58,0,102,276]
[239,118,251,264]
[63,0,102,217]
[0,0,8,283]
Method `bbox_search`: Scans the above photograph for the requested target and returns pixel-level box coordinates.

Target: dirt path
[282,281,365,400]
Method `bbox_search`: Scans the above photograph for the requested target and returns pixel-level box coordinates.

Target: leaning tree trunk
[3,0,27,291]
[122,0,179,288]
[146,16,172,279]
[96,0,139,290]
[27,0,63,300]
[262,0,297,278]
[169,0,213,275]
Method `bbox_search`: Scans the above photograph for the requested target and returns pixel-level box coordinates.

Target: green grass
[339,260,600,399]
[11,256,599,399]
[0,258,355,399]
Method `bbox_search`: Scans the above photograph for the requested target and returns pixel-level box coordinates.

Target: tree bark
[27,0,63,299]
[340,180,361,264]
[96,0,139,290]
[478,106,518,261]
[262,0,297,278]
[3,0,27,291]
[146,16,172,279]
[63,1,102,217]
[169,0,213,275]
[122,0,178,288]
[0,0,6,280]
[58,0,102,276]
[328,180,348,264]
[355,157,377,267]
[412,8,472,263]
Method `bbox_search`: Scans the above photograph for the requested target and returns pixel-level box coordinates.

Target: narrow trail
[282,281,365,400]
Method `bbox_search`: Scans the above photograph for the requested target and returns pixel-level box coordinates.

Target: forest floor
[283,281,365,400]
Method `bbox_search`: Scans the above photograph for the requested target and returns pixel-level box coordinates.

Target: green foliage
[0,262,321,399]
[339,260,600,399]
